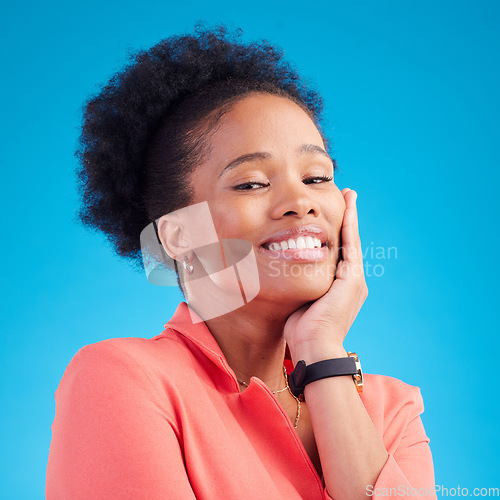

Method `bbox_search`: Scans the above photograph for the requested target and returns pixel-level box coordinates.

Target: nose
[269,179,321,219]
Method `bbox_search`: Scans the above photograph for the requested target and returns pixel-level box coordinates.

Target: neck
[203,298,293,391]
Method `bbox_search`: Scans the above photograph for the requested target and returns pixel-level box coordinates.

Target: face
[185,93,346,310]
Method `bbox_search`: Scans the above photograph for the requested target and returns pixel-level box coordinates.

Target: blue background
[1,1,498,497]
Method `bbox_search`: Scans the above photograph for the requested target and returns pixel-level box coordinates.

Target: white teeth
[265,235,324,250]
[305,236,314,249]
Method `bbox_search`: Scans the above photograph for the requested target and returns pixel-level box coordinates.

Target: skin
[158,93,388,500]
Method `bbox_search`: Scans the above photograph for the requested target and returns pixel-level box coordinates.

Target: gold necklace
[287,384,301,429]
[237,365,301,429]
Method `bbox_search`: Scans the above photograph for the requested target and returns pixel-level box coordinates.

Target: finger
[341,190,362,263]
[348,190,361,247]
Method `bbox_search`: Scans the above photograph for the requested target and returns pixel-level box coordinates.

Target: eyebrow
[219,144,332,178]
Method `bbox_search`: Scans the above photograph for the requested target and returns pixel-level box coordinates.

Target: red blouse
[46,302,437,499]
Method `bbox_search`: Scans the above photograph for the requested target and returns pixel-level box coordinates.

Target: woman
[46,24,437,499]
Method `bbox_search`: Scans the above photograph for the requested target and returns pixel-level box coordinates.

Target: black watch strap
[289,357,358,398]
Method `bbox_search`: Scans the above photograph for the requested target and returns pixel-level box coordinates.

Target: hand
[283,188,368,364]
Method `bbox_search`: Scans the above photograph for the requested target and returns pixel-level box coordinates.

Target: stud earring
[183,257,194,275]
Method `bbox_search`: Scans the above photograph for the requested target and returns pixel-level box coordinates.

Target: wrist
[289,342,347,366]
[288,351,364,398]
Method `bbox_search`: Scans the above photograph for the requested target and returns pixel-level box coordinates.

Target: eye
[233,181,270,190]
[303,175,334,184]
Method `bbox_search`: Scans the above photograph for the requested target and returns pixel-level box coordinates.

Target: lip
[259,224,328,248]
[257,245,328,262]
[258,224,330,263]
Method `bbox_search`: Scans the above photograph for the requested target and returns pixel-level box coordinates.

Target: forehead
[208,93,324,153]
[189,94,329,201]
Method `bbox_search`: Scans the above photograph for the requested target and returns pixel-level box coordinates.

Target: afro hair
[75,22,332,271]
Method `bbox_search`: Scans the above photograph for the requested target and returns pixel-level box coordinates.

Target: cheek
[208,203,251,240]
[209,197,265,239]
[323,191,346,227]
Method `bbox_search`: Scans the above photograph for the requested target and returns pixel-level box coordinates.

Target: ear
[156,213,190,261]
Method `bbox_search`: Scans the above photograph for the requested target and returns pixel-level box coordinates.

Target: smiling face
[186,93,346,310]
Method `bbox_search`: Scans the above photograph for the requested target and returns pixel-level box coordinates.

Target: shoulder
[56,331,199,407]
[361,373,424,411]
[66,329,195,375]
[359,373,426,438]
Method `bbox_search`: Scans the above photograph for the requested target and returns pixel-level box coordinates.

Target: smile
[263,236,323,251]
[258,224,330,262]
[257,244,328,262]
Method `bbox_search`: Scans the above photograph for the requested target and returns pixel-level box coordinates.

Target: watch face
[354,357,361,373]
[347,352,364,394]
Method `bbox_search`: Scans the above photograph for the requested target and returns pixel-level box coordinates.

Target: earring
[183,257,194,275]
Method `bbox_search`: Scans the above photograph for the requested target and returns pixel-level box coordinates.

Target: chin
[257,272,333,309]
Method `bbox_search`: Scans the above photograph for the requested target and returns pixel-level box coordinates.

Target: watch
[289,351,363,398]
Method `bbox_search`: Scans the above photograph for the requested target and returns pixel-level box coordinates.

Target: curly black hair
[76,22,334,273]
